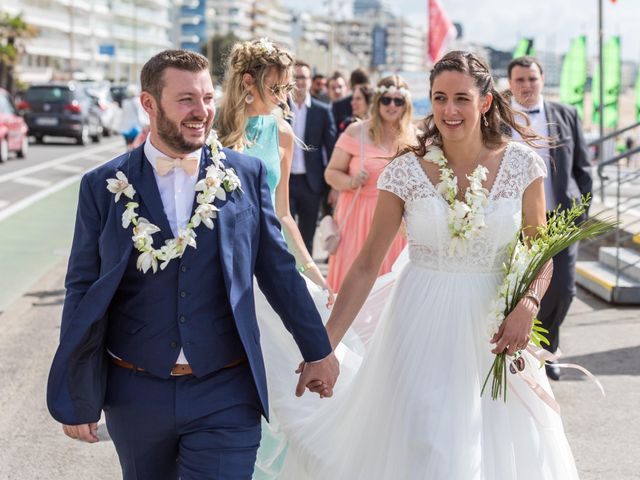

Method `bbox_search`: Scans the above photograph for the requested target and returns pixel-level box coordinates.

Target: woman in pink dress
[325,75,414,291]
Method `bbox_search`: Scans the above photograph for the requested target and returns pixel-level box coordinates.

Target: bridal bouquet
[481,195,616,401]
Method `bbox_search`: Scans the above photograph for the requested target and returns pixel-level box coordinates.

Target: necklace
[424,145,489,255]
[106,131,242,274]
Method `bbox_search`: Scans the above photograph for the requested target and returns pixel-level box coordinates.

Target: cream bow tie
[156,156,199,177]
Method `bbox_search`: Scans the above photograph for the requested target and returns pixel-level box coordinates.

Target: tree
[202,33,239,82]
[0,13,37,93]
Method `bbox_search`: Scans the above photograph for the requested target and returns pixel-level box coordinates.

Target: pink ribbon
[506,346,605,417]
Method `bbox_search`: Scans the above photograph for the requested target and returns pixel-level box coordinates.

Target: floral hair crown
[255,37,275,55]
[374,85,411,98]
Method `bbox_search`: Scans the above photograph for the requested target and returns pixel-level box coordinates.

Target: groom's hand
[62,423,99,443]
[295,353,339,398]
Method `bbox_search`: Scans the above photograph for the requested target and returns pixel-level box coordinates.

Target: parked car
[0,88,29,162]
[82,81,121,136]
[18,82,101,145]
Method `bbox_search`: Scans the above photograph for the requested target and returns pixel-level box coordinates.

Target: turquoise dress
[244,115,281,205]
[244,115,290,479]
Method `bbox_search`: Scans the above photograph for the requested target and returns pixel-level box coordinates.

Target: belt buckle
[170,371,188,377]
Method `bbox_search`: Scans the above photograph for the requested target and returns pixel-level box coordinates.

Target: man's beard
[156,104,212,155]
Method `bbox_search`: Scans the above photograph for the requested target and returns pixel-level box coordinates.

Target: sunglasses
[269,82,297,96]
[379,96,406,107]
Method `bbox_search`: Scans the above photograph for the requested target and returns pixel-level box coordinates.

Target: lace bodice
[378,142,547,273]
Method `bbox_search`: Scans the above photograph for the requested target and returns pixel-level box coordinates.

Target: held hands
[62,423,99,443]
[295,352,340,399]
[490,298,537,355]
[349,170,369,189]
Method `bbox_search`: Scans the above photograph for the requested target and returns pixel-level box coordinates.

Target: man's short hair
[294,60,311,71]
[141,49,209,100]
[349,68,370,88]
[507,56,544,78]
[312,73,326,81]
[330,71,345,81]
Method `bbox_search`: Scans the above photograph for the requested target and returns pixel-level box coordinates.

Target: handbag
[319,124,365,254]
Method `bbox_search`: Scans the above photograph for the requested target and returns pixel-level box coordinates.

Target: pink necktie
[156,156,199,177]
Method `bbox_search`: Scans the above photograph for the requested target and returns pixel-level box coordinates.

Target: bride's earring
[245,92,254,104]
[482,113,489,127]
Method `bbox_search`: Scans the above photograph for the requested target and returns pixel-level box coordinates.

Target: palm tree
[0,13,37,94]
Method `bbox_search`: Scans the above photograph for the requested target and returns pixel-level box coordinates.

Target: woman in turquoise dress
[216,39,337,478]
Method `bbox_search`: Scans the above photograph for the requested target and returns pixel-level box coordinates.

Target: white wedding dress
[254,142,579,479]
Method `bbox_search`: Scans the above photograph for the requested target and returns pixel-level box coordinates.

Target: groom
[47,50,338,480]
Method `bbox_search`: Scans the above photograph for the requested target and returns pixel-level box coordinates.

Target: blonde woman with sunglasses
[217,39,333,299]
[324,75,414,292]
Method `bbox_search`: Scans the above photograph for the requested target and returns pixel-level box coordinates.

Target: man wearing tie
[508,56,593,380]
[289,60,337,252]
[47,50,338,479]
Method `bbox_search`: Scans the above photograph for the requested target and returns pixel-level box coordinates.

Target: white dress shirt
[511,96,556,210]
[290,94,311,174]
[144,139,202,364]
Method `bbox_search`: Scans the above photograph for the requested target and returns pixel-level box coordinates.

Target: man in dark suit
[47,50,338,480]
[508,56,593,380]
[289,60,337,252]
[332,68,370,134]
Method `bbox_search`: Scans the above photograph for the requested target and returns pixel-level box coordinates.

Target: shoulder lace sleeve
[377,154,411,201]
[524,148,547,189]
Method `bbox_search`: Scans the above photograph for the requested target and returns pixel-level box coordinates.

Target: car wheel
[17,136,28,158]
[91,130,101,143]
[77,124,90,145]
[0,137,8,163]
[34,134,44,144]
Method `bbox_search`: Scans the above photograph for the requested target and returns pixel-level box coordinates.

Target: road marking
[0,174,82,222]
[0,140,120,185]
[53,164,84,173]
[12,177,52,187]
[87,154,110,162]
[0,200,9,209]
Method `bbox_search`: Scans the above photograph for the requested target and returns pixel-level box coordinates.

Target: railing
[587,121,640,287]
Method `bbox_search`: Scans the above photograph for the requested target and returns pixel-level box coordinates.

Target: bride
[254,50,580,479]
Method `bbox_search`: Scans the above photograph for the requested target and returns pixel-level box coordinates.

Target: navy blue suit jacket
[47,144,332,425]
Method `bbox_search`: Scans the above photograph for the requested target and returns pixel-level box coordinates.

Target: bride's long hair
[217,39,294,151]
[399,50,543,159]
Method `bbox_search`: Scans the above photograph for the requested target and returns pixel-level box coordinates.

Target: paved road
[0,138,123,311]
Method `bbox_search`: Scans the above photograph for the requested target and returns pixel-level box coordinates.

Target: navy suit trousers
[104,362,262,480]
[289,173,323,253]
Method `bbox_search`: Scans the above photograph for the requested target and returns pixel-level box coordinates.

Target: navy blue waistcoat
[107,200,245,379]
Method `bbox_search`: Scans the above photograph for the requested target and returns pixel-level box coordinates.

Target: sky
[284,0,640,62]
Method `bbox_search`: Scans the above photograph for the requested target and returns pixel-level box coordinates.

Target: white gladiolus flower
[136,250,158,273]
[106,171,136,202]
[122,202,139,228]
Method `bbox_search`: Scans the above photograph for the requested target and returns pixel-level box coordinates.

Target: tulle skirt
[253,255,579,479]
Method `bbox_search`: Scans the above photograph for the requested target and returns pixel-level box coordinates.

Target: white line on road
[53,164,84,173]
[0,174,82,222]
[0,140,120,185]
[86,154,110,162]
[0,200,9,209]
[12,177,52,187]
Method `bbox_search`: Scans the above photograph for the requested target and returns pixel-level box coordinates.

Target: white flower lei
[374,85,411,98]
[106,131,242,274]
[424,145,489,256]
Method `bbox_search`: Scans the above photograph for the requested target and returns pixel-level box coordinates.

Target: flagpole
[598,0,604,144]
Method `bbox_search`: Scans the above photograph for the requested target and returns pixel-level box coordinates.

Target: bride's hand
[323,282,335,309]
[490,299,537,355]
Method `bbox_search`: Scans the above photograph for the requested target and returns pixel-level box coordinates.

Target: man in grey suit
[508,56,593,380]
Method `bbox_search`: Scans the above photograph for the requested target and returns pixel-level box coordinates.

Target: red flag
[428,0,455,63]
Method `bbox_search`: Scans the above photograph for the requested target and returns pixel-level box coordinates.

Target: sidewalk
[0,260,637,479]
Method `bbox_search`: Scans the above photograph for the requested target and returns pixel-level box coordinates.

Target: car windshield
[26,87,73,103]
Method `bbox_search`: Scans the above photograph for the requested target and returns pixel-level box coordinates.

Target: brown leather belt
[111,357,246,376]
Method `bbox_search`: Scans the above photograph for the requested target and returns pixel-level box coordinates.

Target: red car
[0,88,29,162]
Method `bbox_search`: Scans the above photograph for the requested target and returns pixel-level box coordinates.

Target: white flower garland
[106,131,242,274]
[374,85,411,98]
[424,146,489,256]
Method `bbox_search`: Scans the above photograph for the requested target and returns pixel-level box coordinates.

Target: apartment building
[1,0,174,83]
